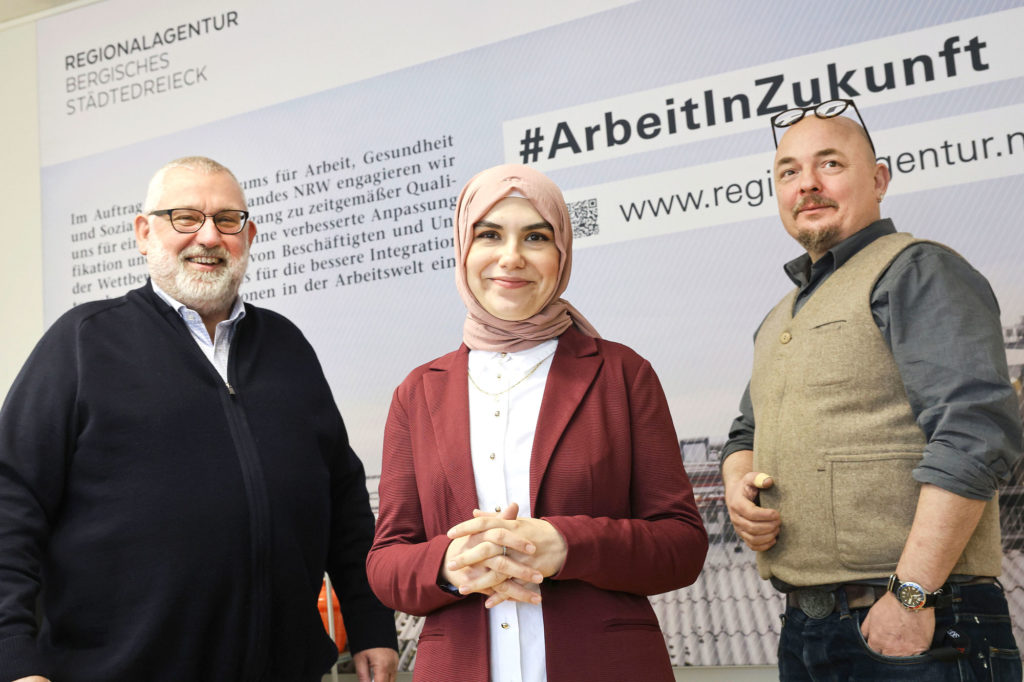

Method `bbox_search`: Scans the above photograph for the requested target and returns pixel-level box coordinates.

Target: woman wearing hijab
[367,164,707,682]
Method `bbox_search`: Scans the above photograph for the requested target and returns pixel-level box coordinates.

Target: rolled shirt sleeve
[875,244,1022,499]
[721,238,1022,497]
[721,382,755,463]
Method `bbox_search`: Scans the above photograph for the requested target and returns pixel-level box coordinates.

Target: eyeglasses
[149,208,250,234]
[770,98,875,154]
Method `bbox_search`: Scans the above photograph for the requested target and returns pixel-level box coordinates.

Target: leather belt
[787,577,996,619]
[787,585,887,619]
[953,576,997,587]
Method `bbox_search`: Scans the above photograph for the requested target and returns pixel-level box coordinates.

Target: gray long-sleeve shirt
[722,219,1021,500]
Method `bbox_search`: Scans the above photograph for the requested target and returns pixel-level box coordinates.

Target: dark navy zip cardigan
[0,282,395,681]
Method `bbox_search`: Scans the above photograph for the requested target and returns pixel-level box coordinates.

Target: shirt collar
[469,338,558,367]
[150,279,246,327]
[782,218,896,288]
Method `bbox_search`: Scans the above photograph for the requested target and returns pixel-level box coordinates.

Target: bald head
[775,115,876,170]
[772,115,890,261]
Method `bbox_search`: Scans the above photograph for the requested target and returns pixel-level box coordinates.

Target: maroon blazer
[367,327,708,681]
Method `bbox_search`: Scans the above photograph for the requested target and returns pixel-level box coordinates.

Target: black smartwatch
[887,574,945,610]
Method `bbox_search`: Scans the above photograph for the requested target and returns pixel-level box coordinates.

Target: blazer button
[779,331,792,344]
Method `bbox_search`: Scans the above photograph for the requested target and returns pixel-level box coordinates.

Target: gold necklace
[468,352,555,397]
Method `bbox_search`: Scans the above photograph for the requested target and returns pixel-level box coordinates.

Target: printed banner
[34,0,1024,668]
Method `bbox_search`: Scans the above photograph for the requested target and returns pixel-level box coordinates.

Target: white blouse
[467,338,558,682]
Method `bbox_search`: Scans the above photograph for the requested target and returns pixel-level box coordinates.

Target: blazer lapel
[530,328,602,510]
[422,346,480,520]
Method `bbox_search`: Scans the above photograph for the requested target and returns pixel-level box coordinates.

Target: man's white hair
[142,156,244,213]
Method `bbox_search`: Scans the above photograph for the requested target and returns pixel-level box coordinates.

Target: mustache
[793,194,838,218]
[179,245,231,262]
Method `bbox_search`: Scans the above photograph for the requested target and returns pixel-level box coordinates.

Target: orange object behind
[318,582,348,652]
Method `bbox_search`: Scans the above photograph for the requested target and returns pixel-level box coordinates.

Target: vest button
[779,331,792,344]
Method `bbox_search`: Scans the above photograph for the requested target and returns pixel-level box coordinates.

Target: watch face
[897,582,926,609]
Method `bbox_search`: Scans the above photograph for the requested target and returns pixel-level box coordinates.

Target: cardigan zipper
[219,333,271,680]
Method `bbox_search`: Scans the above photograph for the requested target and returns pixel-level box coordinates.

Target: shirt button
[500,353,507,358]
[495,505,502,512]
[779,331,792,344]
[489,453,496,460]
[496,373,502,380]
[501,622,510,629]
[494,410,500,417]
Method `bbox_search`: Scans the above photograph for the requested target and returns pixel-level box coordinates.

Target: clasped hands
[441,502,567,608]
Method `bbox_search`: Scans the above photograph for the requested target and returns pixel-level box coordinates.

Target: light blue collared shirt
[150,280,246,381]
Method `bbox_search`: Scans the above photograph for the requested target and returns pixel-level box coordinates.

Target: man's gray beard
[795,224,840,256]
[146,238,247,317]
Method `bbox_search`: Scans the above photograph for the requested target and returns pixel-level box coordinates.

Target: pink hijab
[454,164,599,352]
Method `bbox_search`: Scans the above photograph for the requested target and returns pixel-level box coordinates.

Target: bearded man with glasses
[0,157,398,682]
[721,101,1022,680]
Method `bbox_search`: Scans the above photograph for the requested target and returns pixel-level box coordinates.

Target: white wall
[0,19,44,401]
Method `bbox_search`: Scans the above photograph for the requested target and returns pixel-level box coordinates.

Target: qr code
[568,198,598,239]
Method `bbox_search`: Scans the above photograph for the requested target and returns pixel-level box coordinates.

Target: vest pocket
[826,450,921,570]
[803,320,850,387]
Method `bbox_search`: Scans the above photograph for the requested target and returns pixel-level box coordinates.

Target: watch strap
[887,573,953,609]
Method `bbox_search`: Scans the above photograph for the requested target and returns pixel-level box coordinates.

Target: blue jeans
[778,582,1022,681]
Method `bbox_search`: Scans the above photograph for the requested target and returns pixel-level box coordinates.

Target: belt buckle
[796,589,836,619]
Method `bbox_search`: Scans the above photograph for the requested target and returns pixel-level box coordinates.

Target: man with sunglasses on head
[721,101,1021,680]
[0,157,398,682]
